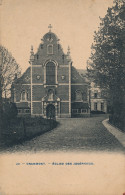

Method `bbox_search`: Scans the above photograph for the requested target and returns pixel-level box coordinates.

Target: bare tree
[0,45,21,98]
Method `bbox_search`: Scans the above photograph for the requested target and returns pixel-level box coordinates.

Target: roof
[43,31,59,41]
[71,66,87,83]
[77,69,87,76]
[14,67,31,84]
[16,102,30,108]
[14,67,89,85]
[72,102,89,109]
[77,69,89,82]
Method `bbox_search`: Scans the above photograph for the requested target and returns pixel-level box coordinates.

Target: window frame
[101,102,104,111]
[18,109,22,113]
[72,109,78,113]
[21,91,28,102]
[81,109,87,113]
[94,92,98,98]
[46,62,56,85]
[47,44,53,54]
[94,102,98,111]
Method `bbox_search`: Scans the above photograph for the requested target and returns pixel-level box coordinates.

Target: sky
[1,0,114,73]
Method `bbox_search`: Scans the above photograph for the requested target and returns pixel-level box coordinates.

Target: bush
[0,115,58,148]
[109,113,125,132]
[3,101,18,121]
[91,110,105,114]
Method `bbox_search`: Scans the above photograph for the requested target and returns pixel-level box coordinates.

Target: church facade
[11,28,90,118]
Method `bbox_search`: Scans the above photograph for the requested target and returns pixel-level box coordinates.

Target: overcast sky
[1,0,114,73]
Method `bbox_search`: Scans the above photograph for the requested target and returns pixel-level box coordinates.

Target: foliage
[3,101,18,121]
[0,116,58,147]
[87,0,125,130]
[91,111,105,114]
[0,45,21,98]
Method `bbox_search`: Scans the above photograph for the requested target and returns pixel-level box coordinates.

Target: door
[46,104,55,119]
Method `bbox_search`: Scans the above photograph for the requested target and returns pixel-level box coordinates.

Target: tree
[0,45,21,98]
[3,101,18,122]
[0,46,21,132]
[87,0,125,130]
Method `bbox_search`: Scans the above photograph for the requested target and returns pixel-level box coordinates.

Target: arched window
[47,45,53,54]
[26,92,29,100]
[21,91,28,101]
[46,62,55,84]
[75,90,82,101]
[22,91,25,101]
[94,90,98,98]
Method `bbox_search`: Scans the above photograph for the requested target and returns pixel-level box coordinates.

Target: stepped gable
[32,31,69,66]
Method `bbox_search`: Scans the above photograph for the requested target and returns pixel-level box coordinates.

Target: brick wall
[60,102,69,113]
[33,102,42,114]
[32,85,45,101]
[32,66,44,83]
[57,66,69,83]
[56,85,69,100]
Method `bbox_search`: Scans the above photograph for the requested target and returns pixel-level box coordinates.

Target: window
[48,89,54,101]
[81,109,87,113]
[26,92,29,100]
[18,109,22,113]
[101,102,104,111]
[46,62,55,84]
[94,93,97,98]
[75,90,82,101]
[25,109,30,113]
[22,91,25,101]
[78,109,81,113]
[72,109,78,113]
[21,91,28,101]
[47,45,53,54]
[94,102,98,111]
[72,109,87,114]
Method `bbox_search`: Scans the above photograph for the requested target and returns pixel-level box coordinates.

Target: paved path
[2,115,125,153]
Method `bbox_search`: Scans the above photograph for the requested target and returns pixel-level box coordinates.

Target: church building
[11,26,90,118]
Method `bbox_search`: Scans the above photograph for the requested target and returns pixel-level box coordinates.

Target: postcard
[0,0,125,194]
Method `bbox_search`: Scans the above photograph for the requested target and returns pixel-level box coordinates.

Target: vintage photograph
[0,0,125,194]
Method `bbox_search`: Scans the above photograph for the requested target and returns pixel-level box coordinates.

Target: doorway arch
[46,104,55,119]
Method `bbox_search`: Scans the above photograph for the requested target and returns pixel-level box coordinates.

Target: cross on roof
[48,24,52,32]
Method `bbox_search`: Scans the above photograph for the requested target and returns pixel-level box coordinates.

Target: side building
[77,70,108,113]
[89,82,107,113]
[11,29,90,118]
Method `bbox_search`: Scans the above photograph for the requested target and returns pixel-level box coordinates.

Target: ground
[2,115,124,153]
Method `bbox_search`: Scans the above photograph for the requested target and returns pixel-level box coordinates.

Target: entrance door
[46,104,55,119]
